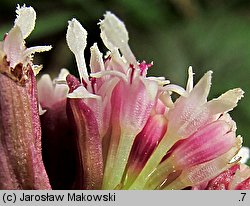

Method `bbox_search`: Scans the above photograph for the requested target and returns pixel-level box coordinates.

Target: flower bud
[124,115,167,187]
[172,120,236,168]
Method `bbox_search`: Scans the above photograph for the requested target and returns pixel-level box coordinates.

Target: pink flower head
[43,11,248,190]
[0,5,244,190]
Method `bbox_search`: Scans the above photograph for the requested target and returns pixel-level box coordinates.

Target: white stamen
[147,76,170,86]
[99,12,128,50]
[186,66,194,93]
[99,12,138,67]
[15,4,36,39]
[90,70,127,82]
[163,84,188,97]
[90,43,105,73]
[23,45,52,58]
[66,18,88,83]
[67,86,101,99]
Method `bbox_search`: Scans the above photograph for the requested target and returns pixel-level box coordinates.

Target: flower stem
[129,134,177,189]
[103,131,135,189]
[102,131,119,189]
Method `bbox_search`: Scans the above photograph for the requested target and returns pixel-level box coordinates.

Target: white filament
[90,70,127,82]
[163,84,188,97]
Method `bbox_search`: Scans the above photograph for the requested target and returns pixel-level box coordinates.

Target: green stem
[103,131,135,189]
[129,134,177,189]
[102,130,119,189]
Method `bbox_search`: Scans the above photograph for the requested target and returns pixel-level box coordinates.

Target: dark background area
[1,0,250,163]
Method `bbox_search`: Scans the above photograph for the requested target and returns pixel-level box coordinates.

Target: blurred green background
[1,0,250,162]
